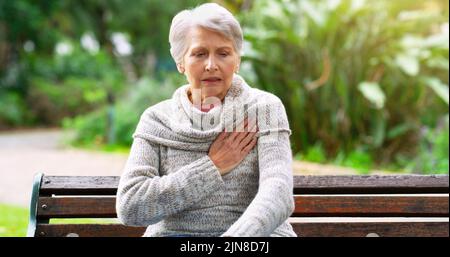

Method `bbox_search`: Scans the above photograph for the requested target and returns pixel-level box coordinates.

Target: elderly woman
[116,3,297,237]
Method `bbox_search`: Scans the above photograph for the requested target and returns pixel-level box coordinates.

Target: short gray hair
[169,3,243,65]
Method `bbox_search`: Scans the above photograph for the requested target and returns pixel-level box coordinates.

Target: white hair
[169,3,243,65]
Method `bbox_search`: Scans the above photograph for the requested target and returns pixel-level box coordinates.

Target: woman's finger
[226,130,239,144]
[238,131,257,148]
[234,126,250,144]
[227,118,247,143]
[236,118,249,132]
[226,116,256,144]
[237,122,258,145]
[241,136,258,154]
[216,130,228,141]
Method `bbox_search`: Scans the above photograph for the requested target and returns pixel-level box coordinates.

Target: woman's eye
[219,52,229,57]
[195,53,206,57]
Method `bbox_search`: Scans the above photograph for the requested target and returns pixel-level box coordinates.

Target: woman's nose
[205,57,218,72]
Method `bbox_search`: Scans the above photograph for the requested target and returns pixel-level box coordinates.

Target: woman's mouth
[202,77,222,83]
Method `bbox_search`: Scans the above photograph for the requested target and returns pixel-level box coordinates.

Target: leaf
[241,40,262,60]
[358,82,386,109]
[426,57,449,71]
[387,123,414,139]
[423,77,449,105]
[423,33,449,49]
[300,0,325,26]
[400,35,424,48]
[373,115,386,148]
[395,54,420,76]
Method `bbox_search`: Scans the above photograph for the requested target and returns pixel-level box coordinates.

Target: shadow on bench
[27,173,449,237]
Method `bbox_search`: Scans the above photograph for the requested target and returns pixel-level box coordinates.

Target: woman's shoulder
[246,87,290,131]
[134,99,176,135]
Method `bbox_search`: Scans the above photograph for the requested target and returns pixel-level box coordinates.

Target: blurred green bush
[3,42,125,127]
[1,0,447,174]
[27,76,106,126]
[239,0,449,171]
[0,91,28,129]
[409,115,449,174]
[63,72,184,147]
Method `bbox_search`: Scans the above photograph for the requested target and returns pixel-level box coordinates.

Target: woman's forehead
[190,45,233,52]
[188,27,234,49]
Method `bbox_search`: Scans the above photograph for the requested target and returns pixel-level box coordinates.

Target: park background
[0,0,448,236]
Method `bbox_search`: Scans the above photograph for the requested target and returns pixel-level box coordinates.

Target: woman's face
[180,26,240,103]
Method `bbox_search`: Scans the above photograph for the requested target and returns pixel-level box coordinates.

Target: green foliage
[295,143,327,163]
[27,43,123,90]
[239,0,449,171]
[339,149,374,174]
[0,0,64,98]
[0,0,202,129]
[58,0,206,76]
[63,108,107,147]
[0,204,28,237]
[64,72,182,147]
[1,0,448,175]
[27,77,105,126]
[20,42,124,126]
[409,116,449,174]
[0,91,28,129]
[296,144,374,174]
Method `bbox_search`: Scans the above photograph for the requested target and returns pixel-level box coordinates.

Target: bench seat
[27,174,449,237]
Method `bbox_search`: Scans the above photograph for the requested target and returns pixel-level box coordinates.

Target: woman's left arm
[222,99,295,237]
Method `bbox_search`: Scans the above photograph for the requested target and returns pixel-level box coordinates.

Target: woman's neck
[187,88,225,112]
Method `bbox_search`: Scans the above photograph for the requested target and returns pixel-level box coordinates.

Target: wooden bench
[27,173,449,237]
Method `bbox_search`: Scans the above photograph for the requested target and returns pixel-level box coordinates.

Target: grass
[294,144,378,174]
[0,203,120,237]
[0,204,29,237]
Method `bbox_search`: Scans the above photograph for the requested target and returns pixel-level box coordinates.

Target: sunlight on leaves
[395,54,420,76]
[423,77,449,105]
[358,82,386,109]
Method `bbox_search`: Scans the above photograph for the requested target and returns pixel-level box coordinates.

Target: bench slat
[34,221,449,237]
[40,175,449,195]
[35,224,145,237]
[30,174,450,237]
[291,221,449,237]
[37,197,117,218]
[40,176,119,195]
[293,195,449,217]
[36,195,449,219]
[293,175,449,194]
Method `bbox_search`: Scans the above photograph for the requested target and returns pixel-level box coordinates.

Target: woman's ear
[235,57,241,73]
[177,63,185,74]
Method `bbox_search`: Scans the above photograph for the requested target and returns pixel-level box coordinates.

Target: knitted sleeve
[116,132,224,227]
[222,98,295,236]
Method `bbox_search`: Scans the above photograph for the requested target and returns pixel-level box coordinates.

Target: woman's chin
[202,89,225,100]
[201,81,223,89]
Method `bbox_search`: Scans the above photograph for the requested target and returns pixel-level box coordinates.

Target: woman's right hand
[208,118,259,176]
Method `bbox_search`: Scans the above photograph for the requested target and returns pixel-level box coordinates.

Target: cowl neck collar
[133,74,254,151]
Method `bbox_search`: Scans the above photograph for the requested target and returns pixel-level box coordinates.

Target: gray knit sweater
[116,74,297,237]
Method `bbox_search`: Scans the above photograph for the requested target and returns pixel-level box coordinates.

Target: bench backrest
[27,173,449,237]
